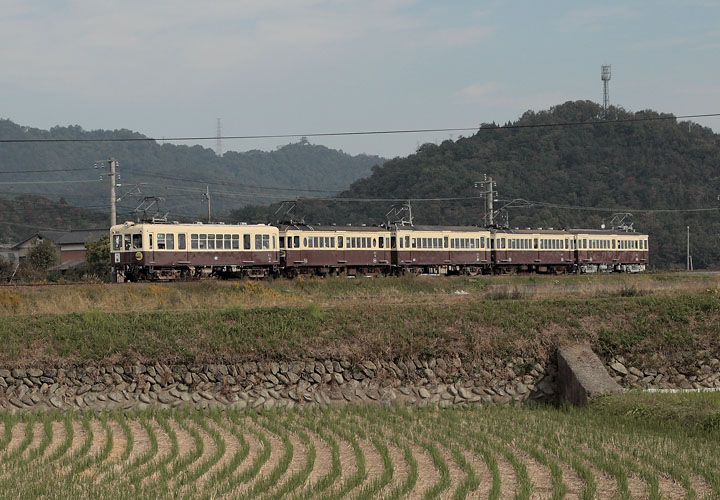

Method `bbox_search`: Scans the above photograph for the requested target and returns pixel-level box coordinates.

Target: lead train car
[110,221,280,281]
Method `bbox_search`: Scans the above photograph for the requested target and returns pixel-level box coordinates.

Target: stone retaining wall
[1,354,719,413]
[0,356,556,413]
[606,355,720,390]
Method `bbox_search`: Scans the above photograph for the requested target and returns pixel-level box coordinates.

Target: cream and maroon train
[110,221,280,281]
[110,221,648,280]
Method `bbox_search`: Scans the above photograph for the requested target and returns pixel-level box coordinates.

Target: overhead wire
[0,112,718,144]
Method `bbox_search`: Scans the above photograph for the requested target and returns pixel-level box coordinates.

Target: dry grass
[0,272,717,316]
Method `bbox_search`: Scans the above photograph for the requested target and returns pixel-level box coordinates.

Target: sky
[1,0,719,159]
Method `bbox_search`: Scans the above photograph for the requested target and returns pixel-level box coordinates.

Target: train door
[335,233,346,269]
[495,235,508,264]
[145,231,155,266]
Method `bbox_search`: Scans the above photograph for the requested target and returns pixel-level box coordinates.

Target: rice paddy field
[1,392,719,499]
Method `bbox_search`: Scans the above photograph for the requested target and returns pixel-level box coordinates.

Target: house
[11,228,107,266]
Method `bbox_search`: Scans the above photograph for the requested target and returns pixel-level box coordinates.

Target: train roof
[111,221,273,231]
[494,228,570,235]
[568,229,648,236]
[393,225,489,232]
[277,223,389,232]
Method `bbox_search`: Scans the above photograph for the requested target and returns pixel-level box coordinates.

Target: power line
[123,169,338,193]
[0,167,93,174]
[1,113,718,144]
[0,179,101,185]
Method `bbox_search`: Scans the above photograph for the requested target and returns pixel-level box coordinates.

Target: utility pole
[687,226,691,271]
[95,157,119,227]
[474,174,496,227]
[203,185,211,223]
[109,158,117,226]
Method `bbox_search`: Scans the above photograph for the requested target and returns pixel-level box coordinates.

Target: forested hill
[0,195,108,245]
[0,119,384,216]
[232,101,720,269]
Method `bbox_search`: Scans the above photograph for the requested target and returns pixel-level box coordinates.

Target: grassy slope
[0,273,718,367]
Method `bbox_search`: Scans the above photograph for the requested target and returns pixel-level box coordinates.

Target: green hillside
[232,101,720,270]
[0,120,384,218]
[0,195,108,245]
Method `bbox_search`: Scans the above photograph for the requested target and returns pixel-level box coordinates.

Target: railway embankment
[0,275,718,412]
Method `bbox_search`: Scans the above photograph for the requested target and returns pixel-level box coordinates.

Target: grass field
[0,393,718,499]
[0,273,718,367]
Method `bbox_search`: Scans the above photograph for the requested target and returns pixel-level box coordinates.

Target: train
[110,220,648,281]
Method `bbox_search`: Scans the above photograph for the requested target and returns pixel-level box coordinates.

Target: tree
[27,239,58,271]
[84,234,111,281]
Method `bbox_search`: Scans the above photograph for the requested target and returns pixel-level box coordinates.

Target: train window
[318,237,324,248]
[223,235,231,249]
[280,236,285,248]
[644,240,648,249]
[370,238,375,247]
[293,236,299,248]
[113,235,122,251]
[124,235,131,250]
[411,238,416,249]
[338,236,343,248]
[148,234,153,250]
[612,239,615,249]
[391,236,396,248]
[443,236,447,248]
[302,237,307,248]
[208,234,215,250]
[402,236,408,249]
[378,237,383,249]
[131,234,142,250]
[166,234,174,250]
[232,234,239,250]
[243,234,250,250]
[198,234,206,249]
[329,237,334,248]
[178,234,186,250]
[254,234,262,249]
[263,235,270,249]
[157,234,166,250]
[532,238,537,249]
[479,236,484,249]
[273,235,276,249]
[287,236,292,249]
[450,239,455,249]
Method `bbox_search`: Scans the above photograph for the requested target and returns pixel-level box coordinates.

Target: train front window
[113,235,122,251]
[132,234,142,249]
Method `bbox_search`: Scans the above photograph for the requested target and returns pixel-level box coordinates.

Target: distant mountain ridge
[232,101,720,269]
[0,119,385,218]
